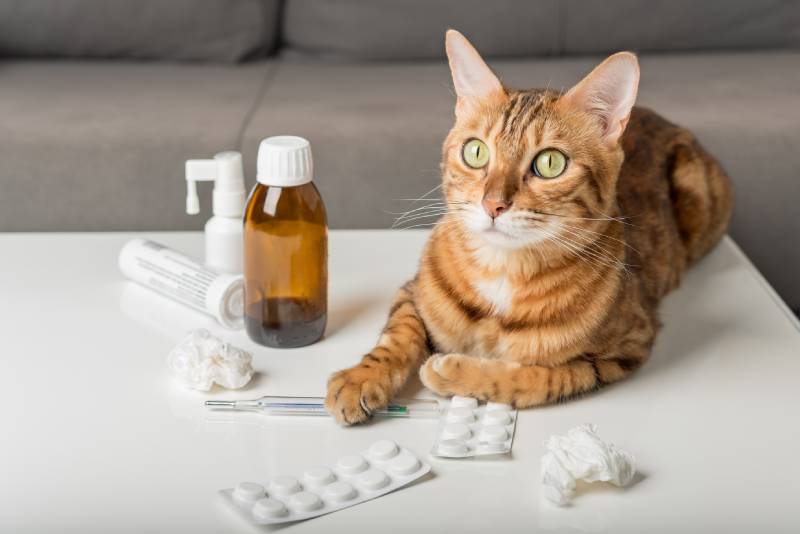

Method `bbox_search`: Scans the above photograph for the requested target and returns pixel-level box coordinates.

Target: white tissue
[541,424,636,506]
[167,329,254,391]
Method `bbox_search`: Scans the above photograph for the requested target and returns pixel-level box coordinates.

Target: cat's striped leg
[325,280,430,424]
[419,350,647,407]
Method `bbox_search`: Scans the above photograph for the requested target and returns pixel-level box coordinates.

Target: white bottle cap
[257,136,313,187]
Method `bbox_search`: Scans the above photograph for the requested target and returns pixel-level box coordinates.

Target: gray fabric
[239,51,800,307]
[283,0,800,60]
[0,0,281,62]
[0,51,798,308]
[283,0,560,60]
[0,60,273,231]
[563,0,800,54]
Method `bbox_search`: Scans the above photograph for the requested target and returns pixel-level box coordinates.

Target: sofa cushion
[0,0,281,62]
[240,51,800,307]
[0,60,272,232]
[563,0,800,55]
[283,0,560,60]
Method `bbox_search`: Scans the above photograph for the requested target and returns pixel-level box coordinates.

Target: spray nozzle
[185,151,246,218]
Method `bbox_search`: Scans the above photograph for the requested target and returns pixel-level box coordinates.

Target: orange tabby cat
[326,30,733,424]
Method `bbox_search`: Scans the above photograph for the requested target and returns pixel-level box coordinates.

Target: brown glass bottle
[243,137,327,348]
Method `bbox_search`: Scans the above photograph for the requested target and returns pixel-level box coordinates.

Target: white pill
[390,451,421,475]
[304,466,335,487]
[324,481,357,502]
[337,454,368,474]
[486,402,513,412]
[288,491,323,512]
[234,482,265,503]
[269,476,301,496]
[480,425,509,443]
[477,442,508,454]
[438,439,470,456]
[442,423,472,440]
[451,396,479,408]
[369,440,399,461]
[252,498,288,519]
[447,407,476,423]
[357,469,390,491]
[482,410,512,425]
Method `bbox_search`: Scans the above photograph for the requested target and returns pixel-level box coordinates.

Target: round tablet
[357,469,390,491]
[480,425,508,443]
[477,442,508,454]
[438,439,470,456]
[304,466,335,487]
[337,454,368,475]
[234,482,265,503]
[389,452,421,476]
[482,410,512,425]
[252,498,288,519]
[486,402,513,412]
[288,491,323,513]
[369,440,399,461]
[446,407,476,423]
[269,476,301,496]
[324,481,357,502]
[441,423,472,440]
[451,396,479,409]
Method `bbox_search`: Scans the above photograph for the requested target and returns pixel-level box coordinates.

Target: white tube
[118,238,243,329]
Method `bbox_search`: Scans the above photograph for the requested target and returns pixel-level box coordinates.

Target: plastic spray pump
[185,151,246,274]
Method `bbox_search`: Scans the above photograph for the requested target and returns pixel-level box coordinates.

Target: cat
[326,30,733,424]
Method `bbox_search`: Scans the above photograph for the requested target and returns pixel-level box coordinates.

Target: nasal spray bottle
[185,151,246,274]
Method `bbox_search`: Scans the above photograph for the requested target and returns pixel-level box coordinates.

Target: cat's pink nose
[482,198,512,219]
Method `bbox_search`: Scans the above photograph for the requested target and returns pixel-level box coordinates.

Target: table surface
[2,231,799,534]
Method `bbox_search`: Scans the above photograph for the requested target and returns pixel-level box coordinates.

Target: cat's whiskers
[533,209,639,227]
[554,225,634,272]
[394,211,461,231]
[393,206,466,230]
[535,227,610,275]
[389,202,448,219]
[392,209,451,228]
[518,212,636,256]
[531,223,631,274]
[556,221,641,255]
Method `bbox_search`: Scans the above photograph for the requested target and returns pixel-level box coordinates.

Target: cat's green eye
[462,139,490,169]
[533,149,567,179]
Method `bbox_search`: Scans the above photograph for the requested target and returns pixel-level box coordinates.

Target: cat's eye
[532,149,567,179]
[462,139,490,169]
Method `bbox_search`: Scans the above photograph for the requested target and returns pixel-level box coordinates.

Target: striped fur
[326,44,733,425]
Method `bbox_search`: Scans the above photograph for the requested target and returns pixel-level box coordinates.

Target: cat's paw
[325,364,392,425]
[419,353,480,397]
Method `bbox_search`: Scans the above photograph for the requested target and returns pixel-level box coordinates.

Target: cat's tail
[668,135,734,264]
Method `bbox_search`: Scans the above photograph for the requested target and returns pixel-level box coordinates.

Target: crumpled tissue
[167,329,254,391]
[541,424,636,506]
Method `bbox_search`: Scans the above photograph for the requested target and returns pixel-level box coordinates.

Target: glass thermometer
[205,395,442,419]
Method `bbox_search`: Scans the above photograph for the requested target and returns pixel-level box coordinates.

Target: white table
[2,231,799,533]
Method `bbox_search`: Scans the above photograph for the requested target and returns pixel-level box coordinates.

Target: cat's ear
[562,52,640,146]
[445,30,505,110]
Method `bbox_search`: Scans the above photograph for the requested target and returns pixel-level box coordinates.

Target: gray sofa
[1,1,799,312]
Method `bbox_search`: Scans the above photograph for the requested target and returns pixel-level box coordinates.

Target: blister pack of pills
[220,440,430,525]
[431,396,518,458]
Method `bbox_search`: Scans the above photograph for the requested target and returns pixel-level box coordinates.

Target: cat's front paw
[419,353,481,397]
[325,364,392,425]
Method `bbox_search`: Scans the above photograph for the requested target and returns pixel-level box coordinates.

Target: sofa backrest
[1,0,798,62]
[0,0,282,62]
[283,0,800,60]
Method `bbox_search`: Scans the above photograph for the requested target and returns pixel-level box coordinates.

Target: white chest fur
[473,275,514,315]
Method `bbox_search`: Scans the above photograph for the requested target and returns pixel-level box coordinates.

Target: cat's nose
[482,198,512,219]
